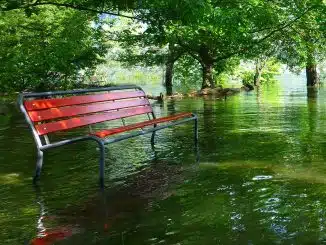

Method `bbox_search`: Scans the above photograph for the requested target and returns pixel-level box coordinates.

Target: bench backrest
[19,86,153,139]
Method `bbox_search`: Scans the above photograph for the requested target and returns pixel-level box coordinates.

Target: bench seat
[93,112,193,138]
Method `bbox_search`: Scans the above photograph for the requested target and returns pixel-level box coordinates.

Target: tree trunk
[254,64,263,86]
[254,58,266,87]
[165,60,174,96]
[254,70,262,87]
[201,63,215,89]
[306,64,318,87]
[307,86,318,99]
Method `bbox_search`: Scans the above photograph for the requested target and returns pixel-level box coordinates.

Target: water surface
[1,74,326,244]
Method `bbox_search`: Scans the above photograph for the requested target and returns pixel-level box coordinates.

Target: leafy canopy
[0,6,107,92]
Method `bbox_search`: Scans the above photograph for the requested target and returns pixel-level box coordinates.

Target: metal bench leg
[33,150,44,183]
[194,117,199,144]
[151,131,156,147]
[98,142,106,188]
[194,118,199,163]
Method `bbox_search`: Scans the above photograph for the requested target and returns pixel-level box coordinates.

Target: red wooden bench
[18,85,198,186]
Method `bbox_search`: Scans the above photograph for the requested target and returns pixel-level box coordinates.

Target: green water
[2,74,326,244]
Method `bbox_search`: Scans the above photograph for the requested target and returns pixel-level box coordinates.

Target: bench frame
[18,85,198,186]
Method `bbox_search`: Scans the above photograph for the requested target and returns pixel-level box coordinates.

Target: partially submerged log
[242,84,255,91]
[146,87,251,101]
[188,87,244,99]
[197,87,241,96]
[146,93,164,102]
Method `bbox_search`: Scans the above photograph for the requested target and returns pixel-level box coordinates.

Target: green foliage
[262,60,282,82]
[113,0,326,89]
[276,0,326,72]
[92,60,162,86]
[0,6,107,92]
[173,56,202,91]
[0,0,325,92]
[213,58,241,86]
[112,19,168,67]
[0,0,138,12]
[241,59,282,86]
[242,71,255,87]
[320,62,326,83]
[173,55,243,91]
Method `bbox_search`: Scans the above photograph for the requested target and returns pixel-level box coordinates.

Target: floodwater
[2,73,326,244]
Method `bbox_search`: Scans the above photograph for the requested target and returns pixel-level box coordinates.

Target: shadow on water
[3,80,326,244]
[27,160,191,245]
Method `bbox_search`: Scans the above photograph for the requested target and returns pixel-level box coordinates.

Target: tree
[106,17,186,95]
[126,0,321,90]
[251,44,281,87]
[0,0,138,17]
[277,0,326,87]
[241,59,281,89]
[0,6,107,91]
[6,0,324,92]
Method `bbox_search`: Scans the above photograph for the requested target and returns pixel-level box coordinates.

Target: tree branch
[176,37,203,64]
[253,5,315,46]
[1,1,143,20]
[214,5,317,62]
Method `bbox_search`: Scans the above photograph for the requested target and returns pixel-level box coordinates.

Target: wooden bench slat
[93,112,193,138]
[28,99,150,122]
[24,90,146,111]
[35,106,153,135]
